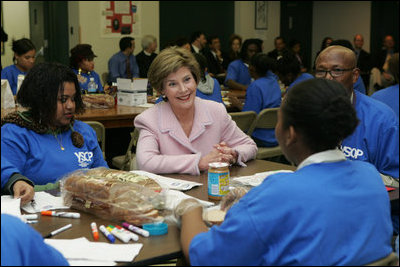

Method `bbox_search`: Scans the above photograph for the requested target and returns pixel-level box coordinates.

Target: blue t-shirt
[1,214,69,266]
[72,69,104,93]
[354,75,366,94]
[242,71,281,147]
[190,160,392,266]
[224,59,251,87]
[286,72,314,93]
[1,120,108,185]
[371,84,399,118]
[108,51,140,83]
[1,64,26,95]
[341,90,399,178]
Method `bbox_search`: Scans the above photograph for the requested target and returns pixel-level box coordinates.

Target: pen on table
[122,222,149,237]
[99,225,115,243]
[44,223,72,238]
[41,211,80,219]
[90,222,99,241]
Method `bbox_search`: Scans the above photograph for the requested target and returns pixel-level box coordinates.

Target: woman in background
[1,38,36,95]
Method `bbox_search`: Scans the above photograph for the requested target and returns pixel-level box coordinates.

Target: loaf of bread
[61,168,165,225]
[82,94,115,109]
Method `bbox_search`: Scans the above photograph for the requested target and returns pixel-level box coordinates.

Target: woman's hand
[13,181,35,205]
[198,149,224,171]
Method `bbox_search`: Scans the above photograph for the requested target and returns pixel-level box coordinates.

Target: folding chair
[229,111,257,134]
[247,107,283,159]
[112,128,139,171]
[86,121,106,160]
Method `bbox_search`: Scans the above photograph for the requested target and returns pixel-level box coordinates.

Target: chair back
[123,128,140,169]
[364,252,398,266]
[101,72,109,85]
[86,121,106,159]
[229,111,257,134]
[247,107,279,136]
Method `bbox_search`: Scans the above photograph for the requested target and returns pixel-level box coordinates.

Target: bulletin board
[100,1,141,38]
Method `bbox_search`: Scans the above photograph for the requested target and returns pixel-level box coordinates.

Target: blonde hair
[148,47,200,94]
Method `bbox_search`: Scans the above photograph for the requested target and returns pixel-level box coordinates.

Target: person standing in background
[108,37,140,83]
[136,35,158,78]
[353,34,371,90]
[1,38,36,95]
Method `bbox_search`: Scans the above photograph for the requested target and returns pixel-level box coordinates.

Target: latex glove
[220,187,248,211]
[13,180,35,205]
[167,198,203,228]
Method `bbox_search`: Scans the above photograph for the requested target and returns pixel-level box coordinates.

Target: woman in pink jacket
[134,47,257,175]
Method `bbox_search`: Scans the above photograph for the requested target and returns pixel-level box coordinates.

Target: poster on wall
[100,1,141,38]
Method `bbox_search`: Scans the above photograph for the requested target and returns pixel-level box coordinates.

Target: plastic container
[208,162,230,200]
[142,222,168,236]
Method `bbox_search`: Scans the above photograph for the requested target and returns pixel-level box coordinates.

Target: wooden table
[1,105,149,129]
[29,160,294,265]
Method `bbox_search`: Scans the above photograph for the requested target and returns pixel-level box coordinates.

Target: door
[29,1,46,64]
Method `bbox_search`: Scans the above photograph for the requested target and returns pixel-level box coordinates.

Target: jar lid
[142,222,168,236]
[208,162,229,168]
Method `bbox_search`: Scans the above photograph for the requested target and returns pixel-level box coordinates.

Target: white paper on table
[68,259,116,266]
[21,191,70,213]
[131,170,202,191]
[45,237,143,262]
[232,170,294,187]
[1,79,16,109]
[1,196,24,220]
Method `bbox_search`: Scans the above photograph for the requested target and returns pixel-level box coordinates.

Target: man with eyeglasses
[315,45,399,182]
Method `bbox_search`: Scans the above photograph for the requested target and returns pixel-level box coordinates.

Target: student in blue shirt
[224,39,261,91]
[1,214,69,266]
[69,44,103,93]
[371,53,399,118]
[276,52,314,95]
[1,62,108,205]
[176,78,392,265]
[1,38,36,95]
[108,37,140,83]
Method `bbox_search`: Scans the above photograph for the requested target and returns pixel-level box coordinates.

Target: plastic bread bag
[60,167,166,225]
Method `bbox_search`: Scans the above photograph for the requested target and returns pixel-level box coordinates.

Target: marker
[22,214,38,220]
[99,225,115,243]
[106,225,130,243]
[44,223,72,238]
[41,211,80,219]
[26,220,38,224]
[115,225,139,241]
[122,222,149,237]
[90,222,99,241]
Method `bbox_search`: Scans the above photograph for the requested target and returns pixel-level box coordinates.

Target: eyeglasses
[314,68,355,78]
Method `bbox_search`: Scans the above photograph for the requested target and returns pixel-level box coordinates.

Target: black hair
[320,37,333,51]
[12,38,36,62]
[69,44,96,69]
[194,53,208,82]
[274,36,286,44]
[389,53,399,83]
[175,37,190,47]
[119,37,135,51]
[207,35,219,45]
[282,78,358,153]
[239,39,262,61]
[17,62,85,125]
[190,31,205,43]
[289,39,301,49]
[330,39,354,51]
[276,52,300,76]
[250,53,276,77]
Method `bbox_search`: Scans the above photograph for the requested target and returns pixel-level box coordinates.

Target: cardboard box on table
[117,78,148,106]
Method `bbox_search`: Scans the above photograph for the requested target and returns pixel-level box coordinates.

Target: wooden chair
[86,121,106,160]
[229,111,257,134]
[247,107,283,159]
[112,128,139,171]
[364,252,398,266]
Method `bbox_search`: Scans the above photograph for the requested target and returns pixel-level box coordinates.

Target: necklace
[52,131,65,151]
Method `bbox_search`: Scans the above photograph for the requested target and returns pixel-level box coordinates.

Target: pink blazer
[134,97,257,175]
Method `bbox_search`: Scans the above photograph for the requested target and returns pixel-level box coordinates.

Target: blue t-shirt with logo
[1,120,108,185]
[340,90,399,178]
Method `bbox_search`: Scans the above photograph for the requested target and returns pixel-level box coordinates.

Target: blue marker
[99,224,115,243]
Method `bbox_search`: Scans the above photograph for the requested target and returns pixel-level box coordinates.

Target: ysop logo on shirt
[341,145,364,159]
[74,152,94,168]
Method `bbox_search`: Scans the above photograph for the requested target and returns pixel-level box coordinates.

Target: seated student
[329,39,367,94]
[1,62,108,203]
[1,38,36,95]
[177,78,393,266]
[136,35,158,78]
[372,53,399,118]
[230,53,281,147]
[276,52,314,95]
[69,44,103,93]
[315,45,399,180]
[224,39,262,91]
[1,214,69,266]
[108,37,140,83]
[134,47,257,175]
